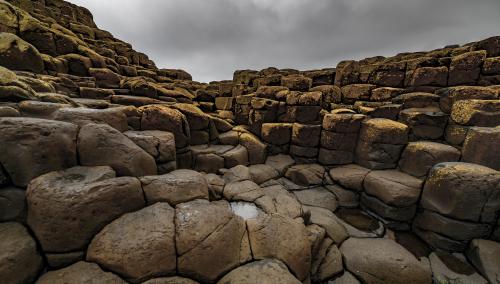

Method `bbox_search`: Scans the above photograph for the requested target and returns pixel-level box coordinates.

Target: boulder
[140,105,190,148]
[429,252,487,284]
[222,145,249,168]
[292,123,321,147]
[409,66,448,87]
[87,203,176,282]
[413,210,492,242]
[285,164,325,186]
[265,154,295,175]
[176,200,247,283]
[255,184,303,219]
[247,214,312,281]
[239,132,267,164]
[399,142,461,177]
[140,170,209,205]
[466,239,500,284]
[371,87,404,102]
[315,244,344,281]
[448,51,486,85]
[294,187,338,211]
[436,86,498,113]
[421,162,500,223]
[451,99,500,127]
[358,118,409,145]
[249,164,279,184]
[217,259,301,284]
[261,123,292,145]
[58,54,92,76]
[0,187,26,222]
[223,180,264,202]
[355,118,408,169]
[53,107,128,132]
[78,123,157,177]
[36,261,125,284]
[398,108,448,140]
[340,238,432,284]
[281,75,312,91]
[0,222,43,284]
[173,103,210,130]
[392,92,440,109]
[363,170,423,207]
[26,166,145,252]
[88,68,121,88]
[0,32,44,73]
[328,164,371,192]
[305,206,349,244]
[0,105,20,117]
[462,127,500,170]
[341,84,377,103]
[124,130,176,163]
[0,117,78,187]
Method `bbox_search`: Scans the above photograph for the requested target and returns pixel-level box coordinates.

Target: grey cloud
[69,0,500,82]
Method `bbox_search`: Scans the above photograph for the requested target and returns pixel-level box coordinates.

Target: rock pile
[0,0,499,283]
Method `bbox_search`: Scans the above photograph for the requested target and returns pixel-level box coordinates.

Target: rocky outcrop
[0,0,499,283]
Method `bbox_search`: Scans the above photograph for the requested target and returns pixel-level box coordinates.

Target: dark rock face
[0,0,499,283]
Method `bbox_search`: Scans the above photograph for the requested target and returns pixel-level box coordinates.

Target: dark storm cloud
[68,0,500,82]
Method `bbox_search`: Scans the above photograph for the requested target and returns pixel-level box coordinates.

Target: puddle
[230,202,262,220]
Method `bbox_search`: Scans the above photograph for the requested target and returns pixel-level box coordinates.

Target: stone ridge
[0,0,499,283]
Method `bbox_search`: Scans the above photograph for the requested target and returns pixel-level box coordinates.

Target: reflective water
[230,202,262,220]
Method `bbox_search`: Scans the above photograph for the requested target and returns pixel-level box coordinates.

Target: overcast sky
[68,0,500,82]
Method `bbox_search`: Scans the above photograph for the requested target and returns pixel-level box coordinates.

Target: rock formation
[0,0,499,283]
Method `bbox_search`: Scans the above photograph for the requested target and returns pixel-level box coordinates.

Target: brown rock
[448,51,486,85]
[140,105,191,148]
[37,261,125,284]
[0,117,78,187]
[27,166,145,252]
[0,222,43,284]
[292,123,321,147]
[87,203,176,282]
[261,123,292,145]
[53,107,129,132]
[285,164,325,186]
[78,123,157,177]
[0,32,44,73]
[217,259,301,284]
[329,164,371,192]
[451,99,500,127]
[281,75,312,91]
[421,162,500,223]
[340,238,432,284]
[364,170,423,207]
[399,141,461,177]
[247,214,312,281]
[176,200,247,283]
[437,86,498,113]
[462,126,500,170]
[0,187,26,222]
[140,170,209,205]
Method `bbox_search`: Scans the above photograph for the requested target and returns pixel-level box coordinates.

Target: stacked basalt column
[353,118,424,229]
[394,92,448,141]
[283,89,323,162]
[233,70,258,124]
[319,112,365,166]
[442,87,499,145]
[354,118,409,170]
[280,76,322,124]
[414,162,500,252]
[213,81,234,113]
